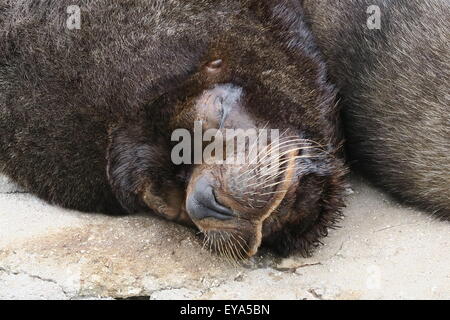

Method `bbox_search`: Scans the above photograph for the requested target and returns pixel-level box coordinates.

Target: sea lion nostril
[186,176,234,221]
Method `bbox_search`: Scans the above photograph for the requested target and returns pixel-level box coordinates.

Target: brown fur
[303,0,450,218]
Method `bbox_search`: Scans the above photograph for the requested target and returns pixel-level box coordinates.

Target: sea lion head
[146,1,347,259]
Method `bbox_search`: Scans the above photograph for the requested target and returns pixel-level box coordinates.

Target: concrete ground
[0,174,448,300]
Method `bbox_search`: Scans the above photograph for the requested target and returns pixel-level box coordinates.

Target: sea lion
[302,0,450,218]
[0,0,346,258]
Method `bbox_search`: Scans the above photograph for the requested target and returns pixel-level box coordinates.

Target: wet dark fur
[0,0,216,214]
[0,0,346,256]
[303,0,450,218]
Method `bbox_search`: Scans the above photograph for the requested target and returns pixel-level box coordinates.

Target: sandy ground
[0,173,448,300]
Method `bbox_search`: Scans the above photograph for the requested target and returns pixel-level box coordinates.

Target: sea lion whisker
[229,233,242,262]
[202,234,208,251]
[243,150,294,179]
[230,233,245,259]
[215,233,221,257]
[240,150,299,185]
[235,123,272,179]
[229,238,243,265]
[250,139,308,165]
[243,168,293,190]
[255,154,299,178]
[256,144,313,167]
[210,232,216,255]
[245,122,270,161]
[256,189,289,197]
[234,235,249,260]
[235,233,250,250]
[223,235,238,266]
[222,235,232,262]
[222,235,234,266]
[224,234,238,265]
[244,137,303,170]
[217,232,225,259]
[253,153,320,184]
[256,177,296,191]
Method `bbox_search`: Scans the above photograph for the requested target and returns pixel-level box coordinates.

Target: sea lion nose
[186,176,234,221]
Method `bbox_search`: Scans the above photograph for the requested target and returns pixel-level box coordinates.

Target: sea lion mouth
[191,146,300,259]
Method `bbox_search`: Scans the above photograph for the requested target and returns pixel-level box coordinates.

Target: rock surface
[0,174,449,300]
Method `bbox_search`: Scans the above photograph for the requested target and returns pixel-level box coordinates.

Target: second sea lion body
[303,0,450,217]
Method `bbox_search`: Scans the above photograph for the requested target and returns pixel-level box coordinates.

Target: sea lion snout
[186,174,234,221]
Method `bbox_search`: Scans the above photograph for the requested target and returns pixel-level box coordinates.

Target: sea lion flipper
[106,123,191,225]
